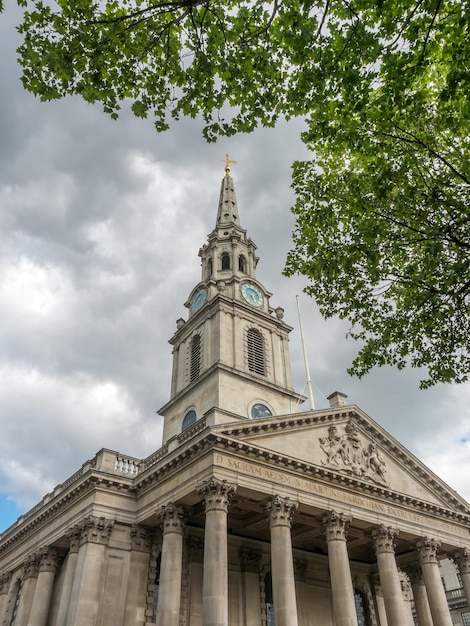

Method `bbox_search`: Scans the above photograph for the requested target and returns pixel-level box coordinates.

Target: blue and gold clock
[241,283,263,307]
[191,287,207,312]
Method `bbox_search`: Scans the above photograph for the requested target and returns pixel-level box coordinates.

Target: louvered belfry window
[190,334,202,382]
[247,328,265,375]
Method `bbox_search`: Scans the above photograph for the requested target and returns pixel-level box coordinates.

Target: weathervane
[222,153,237,175]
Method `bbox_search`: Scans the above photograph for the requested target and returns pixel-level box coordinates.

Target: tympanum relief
[319,419,388,486]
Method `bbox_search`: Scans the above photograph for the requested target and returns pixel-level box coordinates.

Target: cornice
[0,472,136,558]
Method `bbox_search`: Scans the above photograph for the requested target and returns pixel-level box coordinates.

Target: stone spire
[216,156,240,227]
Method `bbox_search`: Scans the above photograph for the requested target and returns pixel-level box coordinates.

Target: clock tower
[159,161,306,443]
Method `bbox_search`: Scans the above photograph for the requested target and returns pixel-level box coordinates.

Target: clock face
[241,283,263,307]
[251,403,273,419]
[191,288,207,312]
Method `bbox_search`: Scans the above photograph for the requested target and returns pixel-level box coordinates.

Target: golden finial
[221,153,237,175]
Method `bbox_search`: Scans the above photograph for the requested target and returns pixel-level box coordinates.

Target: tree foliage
[11,0,470,386]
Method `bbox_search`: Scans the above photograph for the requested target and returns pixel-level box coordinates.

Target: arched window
[264,571,274,626]
[247,328,265,376]
[354,589,371,626]
[190,334,202,382]
[207,258,213,276]
[221,252,230,270]
[238,255,247,273]
[182,410,197,431]
[152,553,162,622]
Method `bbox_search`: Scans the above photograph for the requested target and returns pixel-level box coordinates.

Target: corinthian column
[267,495,299,626]
[0,572,12,620]
[416,538,453,626]
[371,526,408,626]
[15,555,39,626]
[452,548,470,608]
[323,511,358,626]
[402,564,432,626]
[55,527,81,626]
[156,503,185,626]
[66,515,114,626]
[27,547,59,626]
[197,478,236,626]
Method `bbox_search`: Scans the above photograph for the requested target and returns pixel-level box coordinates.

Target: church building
[1,164,470,626]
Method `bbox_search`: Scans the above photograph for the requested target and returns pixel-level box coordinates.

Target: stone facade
[1,166,469,626]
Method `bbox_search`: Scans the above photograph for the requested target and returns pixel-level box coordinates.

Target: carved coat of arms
[319,420,388,486]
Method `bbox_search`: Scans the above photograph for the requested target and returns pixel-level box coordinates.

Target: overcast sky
[1,4,469,533]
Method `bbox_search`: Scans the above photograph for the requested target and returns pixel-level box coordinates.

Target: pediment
[217,408,470,515]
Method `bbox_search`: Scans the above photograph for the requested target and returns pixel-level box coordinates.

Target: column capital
[188,537,204,563]
[130,524,153,551]
[451,548,470,574]
[323,510,351,542]
[267,495,298,528]
[399,571,412,600]
[79,515,114,545]
[416,537,441,565]
[66,525,81,553]
[38,547,60,574]
[371,525,398,554]
[401,563,424,585]
[0,571,12,594]
[197,477,236,513]
[23,554,40,580]
[239,547,261,573]
[158,503,185,535]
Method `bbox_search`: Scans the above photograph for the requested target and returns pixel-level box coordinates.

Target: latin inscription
[215,454,469,538]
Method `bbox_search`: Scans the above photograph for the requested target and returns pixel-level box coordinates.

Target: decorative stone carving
[130,525,153,552]
[401,563,424,585]
[196,477,236,513]
[399,571,412,600]
[371,525,398,554]
[79,515,114,545]
[0,571,12,594]
[66,526,81,554]
[319,420,388,485]
[158,503,186,535]
[451,548,470,575]
[267,495,298,528]
[323,510,351,542]
[371,574,383,594]
[37,547,59,573]
[416,537,440,565]
[239,547,261,573]
[294,558,307,581]
[23,553,39,579]
[187,537,204,563]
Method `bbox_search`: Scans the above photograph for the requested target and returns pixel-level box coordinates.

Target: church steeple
[159,163,305,445]
[216,156,240,228]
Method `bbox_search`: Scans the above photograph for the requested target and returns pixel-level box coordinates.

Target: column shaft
[15,556,39,626]
[268,496,299,626]
[453,548,470,609]
[0,573,12,621]
[66,516,114,626]
[156,505,185,626]
[323,512,358,626]
[417,538,453,626]
[27,548,59,626]
[372,526,409,626]
[197,478,235,626]
[412,583,433,626]
[55,529,80,626]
